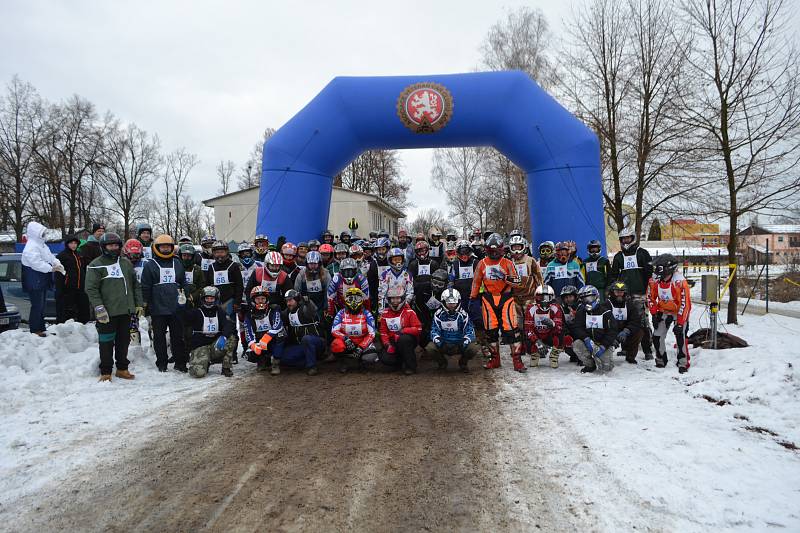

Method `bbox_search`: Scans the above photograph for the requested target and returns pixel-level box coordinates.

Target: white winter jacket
[21,221,61,273]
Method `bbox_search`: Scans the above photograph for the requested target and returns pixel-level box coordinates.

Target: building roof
[203,185,405,218]
[738,224,800,235]
[747,244,774,254]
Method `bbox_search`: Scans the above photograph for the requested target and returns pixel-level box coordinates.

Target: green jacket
[582,254,611,292]
[183,263,206,306]
[85,254,143,317]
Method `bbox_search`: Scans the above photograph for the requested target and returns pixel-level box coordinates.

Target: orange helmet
[249,286,270,311]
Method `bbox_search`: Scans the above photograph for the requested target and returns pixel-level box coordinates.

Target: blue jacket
[141,256,186,316]
[543,259,585,296]
[430,307,475,346]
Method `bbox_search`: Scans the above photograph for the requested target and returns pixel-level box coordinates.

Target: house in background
[660,219,729,247]
[738,224,800,264]
[203,185,405,243]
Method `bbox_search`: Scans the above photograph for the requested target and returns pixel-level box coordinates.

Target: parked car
[0,253,57,329]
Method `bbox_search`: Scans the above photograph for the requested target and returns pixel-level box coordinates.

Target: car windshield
[0,260,22,282]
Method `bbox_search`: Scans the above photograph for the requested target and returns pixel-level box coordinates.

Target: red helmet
[249,286,269,311]
[281,242,297,256]
[415,240,430,258]
[123,239,143,260]
[319,243,334,255]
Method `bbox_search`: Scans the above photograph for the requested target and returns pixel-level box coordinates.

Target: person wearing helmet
[445,231,457,243]
[252,234,270,263]
[242,286,285,372]
[135,222,154,260]
[428,230,444,260]
[606,280,643,365]
[361,240,374,260]
[204,241,244,332]
[177,235,201,266]
[327,243,349,277]
[200,234,217,271]
[416,266,450,345]
[408,239,439,332]
[294,250,331,317]
[524,285,565,370]
[339,231,352,246]
[470,233,525,371]
[543,241,585,298]
[450,240,477,303]
[318,243,335,268]
[471,237,485,261]
[55,234,90,325]
[427,288,480,373]
[582,240,610,294]
[573,285,617,373]
[244,250,293,310]
[236,242,260,288]
[378,247,414,315]
[179,242,205,348]
[121,239,148,345]
[537,241,555,270]
[141,234,188,372]
[558,285,581,364]
[326,257,371,318]
[307,239,321,252]
[321,229,335,246]
[347,243,369,277]
[296,242,309,267]
[271,289,324,376]
[610,227,654,360]
[443,241,458,267]
[378,285,423,375]
[86,232,143,382]
[367,236,392,310]
[186,286,236,377]
[330,287,377,373]
[281,242,302,285]
[647,254,692,372]
[508,235,543,336]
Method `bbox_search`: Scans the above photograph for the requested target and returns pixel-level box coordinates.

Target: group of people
[19,222,693,381]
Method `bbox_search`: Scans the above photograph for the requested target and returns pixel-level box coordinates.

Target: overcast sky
[1,1,575,221]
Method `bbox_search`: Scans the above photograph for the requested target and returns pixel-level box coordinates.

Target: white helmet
[441,288,461,312]
[618,227,637,251]
[534,284,556,305]
[508,235,528,256]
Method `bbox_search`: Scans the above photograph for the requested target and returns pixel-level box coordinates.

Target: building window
[778,236,784,242]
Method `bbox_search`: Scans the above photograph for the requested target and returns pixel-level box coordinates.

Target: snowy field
[0,311,798,530]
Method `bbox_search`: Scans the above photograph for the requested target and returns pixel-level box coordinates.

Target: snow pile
[504,312,800,531]
[0,320,254,506]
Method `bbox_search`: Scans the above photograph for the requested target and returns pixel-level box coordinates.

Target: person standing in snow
[55,234,90,324]
[647,254,692,373]
[79,222,105,264]
[21,221,65,336]
[610,227,654,360]
[85,233,143,382]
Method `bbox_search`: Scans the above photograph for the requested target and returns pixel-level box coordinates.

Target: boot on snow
[580,363,597,373]
[549,348,561,369]
[530,351,539,368]
[270,358,281,375]
[221,367,233,377]
[483,345,501,369]
[458,356,469,373]
[98,374,112,382]
[115,369,135,380]
[307,366,318,376]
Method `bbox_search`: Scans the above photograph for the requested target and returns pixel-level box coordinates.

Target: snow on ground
[503,311,800,531]
[0,319,256,507]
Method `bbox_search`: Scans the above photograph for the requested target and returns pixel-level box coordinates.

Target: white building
[203,185,405,243]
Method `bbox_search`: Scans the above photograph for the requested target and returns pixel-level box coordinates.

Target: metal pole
[766,238,769,314]
[717,249,721,297]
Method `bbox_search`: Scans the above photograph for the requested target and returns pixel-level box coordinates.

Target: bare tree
[238,128,275,190]
[409,208,455,238]
[216,159,235,196]
[676,0,800,324]
[335,149,410,209]
[0,76,43,239]
[431,147,487,234]
[155,147,198,237]
[96,121,161,239]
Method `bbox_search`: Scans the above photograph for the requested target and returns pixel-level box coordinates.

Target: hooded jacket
[55,236,85,291]
[21,221,60,292]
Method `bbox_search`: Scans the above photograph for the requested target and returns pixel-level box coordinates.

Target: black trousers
[56,288,90,324]
[379,333,418,371]
[152,314,186,367]
[97,315,131,374]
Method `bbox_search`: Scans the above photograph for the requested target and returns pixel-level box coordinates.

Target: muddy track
[8,361,589,532]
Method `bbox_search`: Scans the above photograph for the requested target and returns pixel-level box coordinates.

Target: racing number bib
[623,254,639,270]
[159,266,176,285]
[418,264,431,276]
[585,314,603,329]
[440,319,458,332]
[515,263,527,278]
[585,261,598,273]
[185,270,194,285]
[263,279,277,293]
[612,306,628,321]
[106,262,123,279]
[201,258,214,271]
[345,323,363,337]
[658,286,673,302]
[202,316,219,334]
[306,278,322,293]
[289,312,302,327]
[459,266,473,279]
[255,316,271,332]
[553,265,568,279]
[385,316,402,332]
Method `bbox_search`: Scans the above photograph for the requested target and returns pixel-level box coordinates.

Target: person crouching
[426,288,480,373]
[572,285,617,373]
[187,286,236,377]
[242,286,285,372]
[330,288,377,373]
[275,289,325,376]
[379,285,422,375]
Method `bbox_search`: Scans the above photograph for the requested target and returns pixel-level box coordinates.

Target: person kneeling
[242,286,286,374]
[187,286,236,377]
[277,289,325,376]
[330,288,377,373]
[426,288,480,373]
[572,285,617,373]
[379,285,422,375]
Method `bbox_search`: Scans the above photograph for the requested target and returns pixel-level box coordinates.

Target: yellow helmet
[344,287,365,312]
[152,234,175,259]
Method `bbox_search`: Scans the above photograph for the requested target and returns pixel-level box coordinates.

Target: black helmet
[135,222,152,238]
[431,268,449,292]
[284,289,300,302]
[609,280,628,304]
[652,254,678,280]
[485,233,504,259]
[100,232,123,256]
[560,285,578,300]
[587,239,602,254]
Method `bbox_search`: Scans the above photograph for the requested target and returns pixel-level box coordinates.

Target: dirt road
[7,361,595,532]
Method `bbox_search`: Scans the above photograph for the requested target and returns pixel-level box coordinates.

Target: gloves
[673,322,684,334]
[583,337,594,354]
[353,345,364,358]
[595,346,606,358]
[652,312,663,327]
[540,317,554,328]
[259,334,273,348]
[215,336,227,351]
[433,335,443,348]
[344,337,356,353]
[135,306,145,317]
[248,341,262,356]
[535,340,547,356]
[52,263,65,275]
[617,330,630,343]
[94,305,110,324]
[462,337,471,347]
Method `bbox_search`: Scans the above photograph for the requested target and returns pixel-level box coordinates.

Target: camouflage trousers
[188,335,238,378]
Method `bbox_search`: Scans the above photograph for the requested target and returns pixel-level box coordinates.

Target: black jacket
[607,297,642,338]
[188,306,235,350]
[204,258,244,305]
[408,258,440,303]
[55,241,85,291]
[281,299,322,343]
[80,239,102,265]
[610,245,653,296]
[141,256,186,316]
[573,301,617,348]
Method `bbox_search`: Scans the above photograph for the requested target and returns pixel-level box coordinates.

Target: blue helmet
[578,285,601,309]
[374,237,391,260]
[388,247,405,272]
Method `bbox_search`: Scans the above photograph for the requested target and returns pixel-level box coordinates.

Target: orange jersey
[470,257,519,299]
[647,273,691,325]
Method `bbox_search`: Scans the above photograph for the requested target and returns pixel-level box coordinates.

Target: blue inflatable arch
[257,71,605,251]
